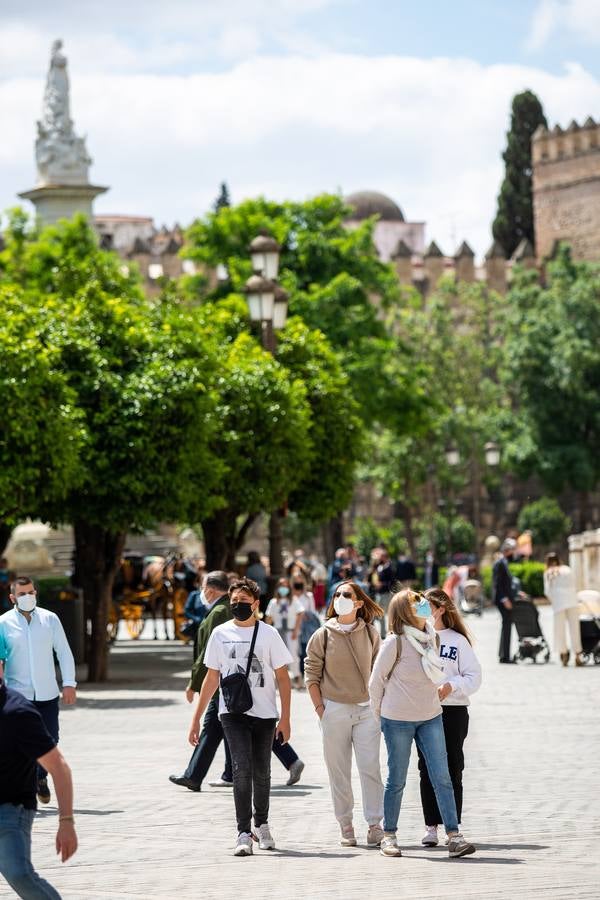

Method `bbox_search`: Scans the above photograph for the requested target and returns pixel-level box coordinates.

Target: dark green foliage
[492,90,547,257]
[214,182,231,211]
[517,498,571,546]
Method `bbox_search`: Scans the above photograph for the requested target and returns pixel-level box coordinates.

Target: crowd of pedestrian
[0,533,590,892]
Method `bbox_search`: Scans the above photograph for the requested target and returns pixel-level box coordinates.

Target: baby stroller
[577,590,600,665]
[512,594,550,664]
[459,579,484,617]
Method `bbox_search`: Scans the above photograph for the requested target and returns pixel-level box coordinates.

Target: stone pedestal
[568,532,585,591]
[582,528,600,591]
[19,183,108,226]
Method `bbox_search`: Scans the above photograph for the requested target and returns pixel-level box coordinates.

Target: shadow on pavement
[74,697,178,709]
[273,849,360,859]
[37,809,124,817]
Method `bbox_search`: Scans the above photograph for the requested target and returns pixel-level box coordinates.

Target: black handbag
[220,621,260,714]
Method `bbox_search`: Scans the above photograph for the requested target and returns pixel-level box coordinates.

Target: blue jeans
[0,804,61,898]
[381,714,458,834]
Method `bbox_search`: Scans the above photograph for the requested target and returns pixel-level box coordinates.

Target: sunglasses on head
[334,590,353,599]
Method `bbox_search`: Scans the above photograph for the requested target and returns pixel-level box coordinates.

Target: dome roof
[345,190,405,223]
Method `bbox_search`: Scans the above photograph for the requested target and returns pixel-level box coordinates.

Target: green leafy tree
[502,246,600,530]
[517,498,571,546]
[1,215,221,680]
[0,283,84,554]
[213,182,231,212]
[492,90,547,257]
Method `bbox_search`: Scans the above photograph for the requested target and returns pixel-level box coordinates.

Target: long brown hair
[387,589,423,635]
[425,588,473,646]
[326,581,384,624]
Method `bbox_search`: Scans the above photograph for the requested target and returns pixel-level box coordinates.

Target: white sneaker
[209,778,234,787]
[367,824,385,847]
[380,834,402,857]
[447,832,476,858]
[422,826,439,846]
[234,832,253,856]
[340,825,357,846]
[252,823,275,850]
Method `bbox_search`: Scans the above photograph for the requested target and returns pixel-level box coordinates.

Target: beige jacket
[304,618,381,704]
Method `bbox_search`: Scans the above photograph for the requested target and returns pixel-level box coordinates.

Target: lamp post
[244,234,289,579]
[472,441,501,561]
[445,446,460,560]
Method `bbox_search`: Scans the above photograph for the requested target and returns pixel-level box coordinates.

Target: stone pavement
[12,607,600,900]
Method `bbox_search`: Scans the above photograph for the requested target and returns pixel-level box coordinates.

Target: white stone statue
[35,40,92,186]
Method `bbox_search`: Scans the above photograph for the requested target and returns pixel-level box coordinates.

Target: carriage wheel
[172,588,190,642]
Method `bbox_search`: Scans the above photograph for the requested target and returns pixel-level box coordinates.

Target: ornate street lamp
[273,285,289,331]
[249,232,281,280]
[484,441,501,467]
[244,272,276,323]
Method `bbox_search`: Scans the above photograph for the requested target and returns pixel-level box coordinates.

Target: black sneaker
[37,779,51,804]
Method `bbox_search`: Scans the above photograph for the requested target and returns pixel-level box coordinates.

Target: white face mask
[334,595,355,616]
[16,593,37,613]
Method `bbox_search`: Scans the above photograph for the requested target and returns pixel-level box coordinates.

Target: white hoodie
[436,628,482,706]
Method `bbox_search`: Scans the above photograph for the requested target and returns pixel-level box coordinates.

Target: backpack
[219,621,259,714]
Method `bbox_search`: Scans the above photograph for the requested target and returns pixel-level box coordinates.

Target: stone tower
[532,117,600,261]
[19,40,107,224]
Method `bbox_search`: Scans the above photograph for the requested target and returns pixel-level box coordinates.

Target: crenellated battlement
[532,117,600,166]
[532,114,600,261]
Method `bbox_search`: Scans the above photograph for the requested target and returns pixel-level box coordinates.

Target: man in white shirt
[0,576,77,806]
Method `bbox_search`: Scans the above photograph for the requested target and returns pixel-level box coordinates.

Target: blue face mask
[415,597,432,618]
[278,587,290,597]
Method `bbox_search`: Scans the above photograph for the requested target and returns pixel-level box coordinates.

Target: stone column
[582,529,600,591]
[484,240,507,294]
[423,241,445,293]
[392,239,413,285]
[568,532,585,591]
[454,240,475,282]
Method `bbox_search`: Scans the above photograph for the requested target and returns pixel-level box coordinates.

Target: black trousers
[418,705,469,826]
[183,696,298,786]
[221,714,277,834]
[496,601,513,661]
[34,697,59,781]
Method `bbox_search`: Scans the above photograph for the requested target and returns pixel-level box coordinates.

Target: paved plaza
[15,606,600,900]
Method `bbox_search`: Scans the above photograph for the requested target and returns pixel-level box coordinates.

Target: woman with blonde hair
[418,588,481,848]
[544,553,584,667]
[369,589,476,859]
[305,581,385,848]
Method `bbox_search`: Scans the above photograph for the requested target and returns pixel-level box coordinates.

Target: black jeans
[418,705,469,826]
[496,601,513,661]
[221,714,277,835]
[184,695,232,786]
[34,697,59,781]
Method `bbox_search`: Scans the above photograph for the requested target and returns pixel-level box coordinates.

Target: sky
[2,0,600,257]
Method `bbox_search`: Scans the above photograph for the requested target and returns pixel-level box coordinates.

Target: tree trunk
[269,510,284,579]
[0,522,13,559]
[74,521,126,682]
[578,491,590,533]
[394,500,417,560]
[201,508,238,571]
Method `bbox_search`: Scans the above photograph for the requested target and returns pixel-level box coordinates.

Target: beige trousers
[554,607,582,656]
[320,701,384,828]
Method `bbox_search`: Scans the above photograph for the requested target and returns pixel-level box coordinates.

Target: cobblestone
[12,607,600,899]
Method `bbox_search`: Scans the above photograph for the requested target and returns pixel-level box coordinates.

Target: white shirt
[265,596,305,632]
[204,620,292,719]
[0,606,77,701]
[544,566,578,613]
[436,627,482,706]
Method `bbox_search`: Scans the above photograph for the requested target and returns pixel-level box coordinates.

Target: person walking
[170,570,234,791]
[0,677,78,899]
[266,578,305,689]
[0,576,76,807]
[304,581,385,848]
[544,553,584,667]
[492,539,517,663]
[369,589,476,859]
[171,571,304,792]
[188,577,292,856]
[418,588,482,847]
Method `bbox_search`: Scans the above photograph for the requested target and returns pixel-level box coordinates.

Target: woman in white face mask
[304,581,385,848]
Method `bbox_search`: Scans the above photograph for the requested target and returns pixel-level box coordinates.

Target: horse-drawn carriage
[109,551,196,642]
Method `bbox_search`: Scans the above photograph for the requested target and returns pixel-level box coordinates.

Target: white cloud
[2,50,600,257]
[527,0,600,49]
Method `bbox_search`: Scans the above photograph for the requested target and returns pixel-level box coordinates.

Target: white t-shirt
[265,596,305,631]
[204,620,292,719]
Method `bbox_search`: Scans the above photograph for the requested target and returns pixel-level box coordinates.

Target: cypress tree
[213,181,231,212]
[492,90,547,258]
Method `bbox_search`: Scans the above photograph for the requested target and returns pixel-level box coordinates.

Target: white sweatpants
[554,607,582,655]
[320,701,384,828]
